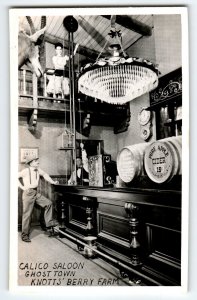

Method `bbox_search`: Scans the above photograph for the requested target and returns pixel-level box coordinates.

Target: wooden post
[22,69,26,95]
[64,16,78,185]
[44,73,47,97]
[32,73,38,108]
[28,73,38,132]
[28,109,38,132]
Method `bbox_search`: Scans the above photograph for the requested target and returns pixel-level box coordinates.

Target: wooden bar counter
[55,184,181,286]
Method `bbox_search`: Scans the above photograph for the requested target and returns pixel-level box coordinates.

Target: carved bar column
[82,196,97,258]
[82,196,95,235]
[125,202,141,266]
[59,199,66,228]
[57,193,66,237]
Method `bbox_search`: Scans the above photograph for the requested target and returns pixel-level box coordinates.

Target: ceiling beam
[101,15,152,36]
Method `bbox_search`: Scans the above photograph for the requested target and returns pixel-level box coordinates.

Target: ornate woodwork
[125,202,141,266]
[55,185,181,286]
[150,67,182,107]
[19,182,181,285]
[28,108,38,132]
[148,67,182,139]
[83,196,95,235]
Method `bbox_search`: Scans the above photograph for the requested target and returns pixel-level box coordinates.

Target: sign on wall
[20,147,39,163]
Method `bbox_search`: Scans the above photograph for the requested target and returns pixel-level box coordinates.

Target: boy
[18,155,59,242]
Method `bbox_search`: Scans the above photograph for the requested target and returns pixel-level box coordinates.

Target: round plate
[140,126,152,141]
[138,108,151,125]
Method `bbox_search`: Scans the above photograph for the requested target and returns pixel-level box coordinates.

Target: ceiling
[19,14,154,66]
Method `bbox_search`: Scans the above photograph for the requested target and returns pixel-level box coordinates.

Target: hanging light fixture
[78,24,159,105]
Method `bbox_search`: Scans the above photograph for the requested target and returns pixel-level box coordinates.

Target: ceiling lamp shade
[78,57,159,104]
[78,27,159,105]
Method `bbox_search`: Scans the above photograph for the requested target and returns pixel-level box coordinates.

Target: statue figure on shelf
[46,42,79,99]
[68,143,89,186]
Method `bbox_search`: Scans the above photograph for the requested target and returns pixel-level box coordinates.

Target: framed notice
[20,147,39,163]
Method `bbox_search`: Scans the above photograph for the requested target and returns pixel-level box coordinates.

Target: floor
[18,226,129,286]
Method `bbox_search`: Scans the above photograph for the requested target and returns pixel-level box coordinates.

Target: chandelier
[78,28,159,105]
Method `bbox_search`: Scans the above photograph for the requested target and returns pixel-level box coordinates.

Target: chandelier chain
[95,40,109,63]
[116,33,127,57]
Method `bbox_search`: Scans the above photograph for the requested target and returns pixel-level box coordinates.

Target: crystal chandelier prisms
[78,29,159,105]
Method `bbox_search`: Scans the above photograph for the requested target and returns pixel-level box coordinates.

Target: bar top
[55,184,182,208]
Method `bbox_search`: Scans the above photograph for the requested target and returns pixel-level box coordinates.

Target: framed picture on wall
[20,147,39,163]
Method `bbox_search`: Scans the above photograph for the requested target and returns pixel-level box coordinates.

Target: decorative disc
[138,107,151,125]
[140,126,152,141]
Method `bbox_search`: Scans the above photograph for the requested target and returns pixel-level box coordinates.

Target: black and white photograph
[9,6,189,295]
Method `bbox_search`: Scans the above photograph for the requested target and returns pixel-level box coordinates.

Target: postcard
[9,6,189,296]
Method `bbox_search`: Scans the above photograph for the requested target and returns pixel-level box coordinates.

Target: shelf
[18,106,66,120]
[58,147,74,150]
[18,67,130,133]
[18,95,131,129]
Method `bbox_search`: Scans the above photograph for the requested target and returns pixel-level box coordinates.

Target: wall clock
[138,107,151,126]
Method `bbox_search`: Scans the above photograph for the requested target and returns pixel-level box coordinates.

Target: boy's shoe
[21,235,31,242]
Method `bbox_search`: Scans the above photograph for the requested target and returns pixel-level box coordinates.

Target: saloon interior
[18,13,183,286]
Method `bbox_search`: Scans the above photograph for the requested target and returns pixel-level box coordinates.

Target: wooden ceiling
[19,14,154,66]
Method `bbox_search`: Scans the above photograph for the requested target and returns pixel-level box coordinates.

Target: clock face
[138,108,151,125]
